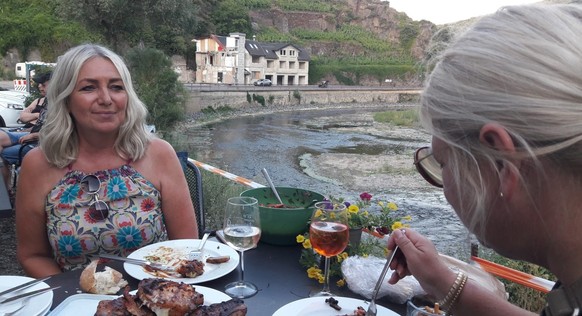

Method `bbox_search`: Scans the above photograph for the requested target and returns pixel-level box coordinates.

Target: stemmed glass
[309,201,349,297]
[222,196,262,298]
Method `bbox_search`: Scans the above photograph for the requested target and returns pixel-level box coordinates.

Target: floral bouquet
[297,192,411,287]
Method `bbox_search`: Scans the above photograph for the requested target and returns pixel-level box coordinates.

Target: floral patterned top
[46,164,168,271]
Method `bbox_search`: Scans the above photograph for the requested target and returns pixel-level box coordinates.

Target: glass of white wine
[222,196,262,298]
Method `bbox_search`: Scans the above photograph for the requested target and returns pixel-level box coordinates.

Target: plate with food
[0,275,53,316]
[273,296,399,316]
[50,280,243,316]
[124,239,239,283]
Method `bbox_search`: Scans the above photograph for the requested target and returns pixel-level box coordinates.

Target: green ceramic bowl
[240,187,325,246]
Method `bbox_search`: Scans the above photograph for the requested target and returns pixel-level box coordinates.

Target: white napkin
[341,255,425,304]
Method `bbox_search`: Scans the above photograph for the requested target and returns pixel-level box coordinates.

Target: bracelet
[439,271,468,315]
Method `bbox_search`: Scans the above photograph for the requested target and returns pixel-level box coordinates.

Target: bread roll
[80,260,128,294]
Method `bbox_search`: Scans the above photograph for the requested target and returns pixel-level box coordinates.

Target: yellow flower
[307,266,322,278]
[330,212,336,219]
[302,239,312,249]
[403,215,412,221]
[391,221,403,230]
[362,211,369,216]
[314,209,323,218]
[387,202,398,211]
[296,235,305,243]
[348,205,359,214]
[317,275,325,284]
[336,279,346,287]
[378,201,384,207]
[337,252,349,262]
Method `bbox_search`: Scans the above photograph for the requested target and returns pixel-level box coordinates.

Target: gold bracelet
[439,271,467,311]
[441,272,468,316]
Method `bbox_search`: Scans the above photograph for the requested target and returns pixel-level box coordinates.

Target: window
[290,50,296,56]
[289,61,296,69]
[280,50,286,56]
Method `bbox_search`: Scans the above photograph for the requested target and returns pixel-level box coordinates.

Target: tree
[125,47,186,131]
[56,0,199,55]
[210,0,253,36]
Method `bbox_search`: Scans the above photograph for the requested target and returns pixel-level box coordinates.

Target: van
[15,61,56,78]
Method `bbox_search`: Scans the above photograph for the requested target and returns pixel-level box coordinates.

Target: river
[167,104,474,259]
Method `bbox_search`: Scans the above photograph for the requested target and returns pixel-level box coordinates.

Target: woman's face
[68,57,128,135]
[38,80,49,96]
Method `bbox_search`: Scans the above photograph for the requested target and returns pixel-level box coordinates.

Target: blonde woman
[16,44,198,277]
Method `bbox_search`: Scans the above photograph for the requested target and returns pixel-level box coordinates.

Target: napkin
[341,255,424,304]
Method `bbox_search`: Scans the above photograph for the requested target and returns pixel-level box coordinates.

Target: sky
[387,0,541,25]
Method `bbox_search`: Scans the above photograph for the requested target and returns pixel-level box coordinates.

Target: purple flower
[360,192,372,201]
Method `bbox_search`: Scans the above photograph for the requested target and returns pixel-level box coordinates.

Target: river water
[168,105,474,259]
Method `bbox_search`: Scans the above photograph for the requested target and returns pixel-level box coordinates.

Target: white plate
[273,296,400,316]
[125,239,239,284]
[0,276,53,316]
[48,285,231,316]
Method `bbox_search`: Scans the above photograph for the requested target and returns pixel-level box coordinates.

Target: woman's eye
[80,85,95,91]
[110,85,125,91]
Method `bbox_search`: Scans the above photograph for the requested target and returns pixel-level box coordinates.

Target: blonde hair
[421,4,582,231]
[41,44,152,168]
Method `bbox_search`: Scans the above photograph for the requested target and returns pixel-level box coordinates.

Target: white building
[195,33,310,86]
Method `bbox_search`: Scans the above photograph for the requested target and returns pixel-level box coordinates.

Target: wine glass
[222,196,262,298]
[309,201,349,297]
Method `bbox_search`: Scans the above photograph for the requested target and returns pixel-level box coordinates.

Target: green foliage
[273,0,334,12]
[268,95,275,105]
[310,61,414,85]
[125,47,185,131]
[246,92,252,103]
[237,0,271,9]
[482,252,556,313]
[0,0,99,61]
[210,0,253,37]
[399,22,420,51]
[56,0,198,55]
[252,94,266,107]
[198,169,246,230]
[293,89,301,103]
[373,109,419,127]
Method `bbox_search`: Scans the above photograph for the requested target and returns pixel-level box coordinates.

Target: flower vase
[349,227,363,248]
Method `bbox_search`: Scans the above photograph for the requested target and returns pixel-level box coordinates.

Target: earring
[500,192,504,198]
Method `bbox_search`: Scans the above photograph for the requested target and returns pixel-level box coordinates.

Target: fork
[366,245,400,316]
[189,232,210,261]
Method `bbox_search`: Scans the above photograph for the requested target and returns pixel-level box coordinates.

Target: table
[45,240,407,315]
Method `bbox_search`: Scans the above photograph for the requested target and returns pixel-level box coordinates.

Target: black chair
[177,152,205,238]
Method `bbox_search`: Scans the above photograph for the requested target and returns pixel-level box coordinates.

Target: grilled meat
[187,298,247,316]
[122,287,155,316]
[176,259,205,278]
[137,278,204,315]
[95,296,132,316]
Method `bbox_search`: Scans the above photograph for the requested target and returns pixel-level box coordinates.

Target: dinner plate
[0,275,53,316]
[273,296,400,316]
[48,286,231,316]
[125,239,239,284]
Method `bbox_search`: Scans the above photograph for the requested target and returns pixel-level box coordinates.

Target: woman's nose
[97,87,112,105]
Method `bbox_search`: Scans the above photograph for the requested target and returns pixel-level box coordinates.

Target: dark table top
[46,240,407,315]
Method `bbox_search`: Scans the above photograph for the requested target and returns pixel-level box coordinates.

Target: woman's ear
[479,123,519,199]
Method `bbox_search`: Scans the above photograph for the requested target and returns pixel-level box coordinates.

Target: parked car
[318,80,329,88]
[254,79,272,86]
[0,91,26,127]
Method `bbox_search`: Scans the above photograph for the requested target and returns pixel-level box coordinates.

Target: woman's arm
[140,139,199,239]
[388,229,536,316]
[16,149,61,277]
[19,98,41,123]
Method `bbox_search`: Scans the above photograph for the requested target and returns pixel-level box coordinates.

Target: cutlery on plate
[0,276,51,297]
[366,245,400,316]
[99,254,175,271]
[189,232,210,261]
[0,286,60,304]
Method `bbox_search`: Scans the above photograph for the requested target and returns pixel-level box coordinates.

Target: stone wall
[185,89,420,112]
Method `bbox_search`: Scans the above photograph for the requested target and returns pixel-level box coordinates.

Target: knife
[99,254,175,271]
[0,276,51,297]
[0,286,60,304]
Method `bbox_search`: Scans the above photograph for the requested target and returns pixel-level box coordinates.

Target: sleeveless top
[23,98,47,129]
[46,164,168,271]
